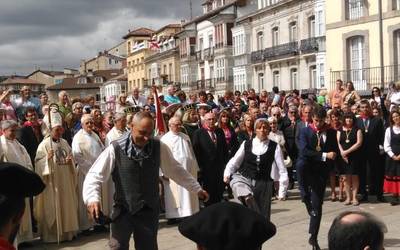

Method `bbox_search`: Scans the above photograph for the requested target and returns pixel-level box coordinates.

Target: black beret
[178,202,276,250]
[0,162,45,202]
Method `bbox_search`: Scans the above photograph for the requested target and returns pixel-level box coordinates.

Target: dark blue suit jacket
[297,126,338,174]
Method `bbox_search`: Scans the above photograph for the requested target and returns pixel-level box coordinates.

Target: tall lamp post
[379,0,385,89]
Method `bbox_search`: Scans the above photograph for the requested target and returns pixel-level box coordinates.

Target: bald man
[127,87,147,107]
[328,211,386,250]
[192,112,229,206]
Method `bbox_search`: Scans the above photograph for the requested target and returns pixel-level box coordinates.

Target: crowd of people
[0,79,399,250]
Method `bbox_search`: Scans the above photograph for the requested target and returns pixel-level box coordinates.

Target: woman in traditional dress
[383,110,400,205]
[337,112,363,206]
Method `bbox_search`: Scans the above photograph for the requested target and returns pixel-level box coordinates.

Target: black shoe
[308,236,321,250]
[360,195,368,202]
[376,195,386,203]
[390,196,399,206]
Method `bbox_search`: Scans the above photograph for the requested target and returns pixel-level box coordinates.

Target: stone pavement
[22,190,400,250]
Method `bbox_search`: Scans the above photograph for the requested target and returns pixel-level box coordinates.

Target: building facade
[100,73,127,111]
[0,77,45,101]
[326,0,400,91]
[144,24,182,90]
[236,0,326,93]
[123,28,155,92]
[79,51,125,74]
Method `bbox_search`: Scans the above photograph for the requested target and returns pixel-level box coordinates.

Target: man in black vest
[356,100,385,202]
[297,109,338,250]
[83,112,208,250]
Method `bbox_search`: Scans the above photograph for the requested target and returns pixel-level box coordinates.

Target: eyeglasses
[85,121,94,125]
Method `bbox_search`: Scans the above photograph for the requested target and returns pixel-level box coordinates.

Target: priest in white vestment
[34,111,79,242]
[72,114,105,231]
[161,117,200,219]
[0,120,34,243]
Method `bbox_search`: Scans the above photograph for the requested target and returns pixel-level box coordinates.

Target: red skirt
[384,176,400,195]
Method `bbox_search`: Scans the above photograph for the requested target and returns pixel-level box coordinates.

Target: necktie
[210,131,217,144]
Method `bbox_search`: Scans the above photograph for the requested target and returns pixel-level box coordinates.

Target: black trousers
[359,153,384,197]
[109,207,159,250]
[202,169,224,206]
[302,170,327,238]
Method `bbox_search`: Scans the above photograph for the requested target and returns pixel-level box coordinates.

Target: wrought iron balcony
[204,47,214,61]
[251,50,264,63]
[196,50,204,62]
[263,42,299,60]
[300,36,326,54]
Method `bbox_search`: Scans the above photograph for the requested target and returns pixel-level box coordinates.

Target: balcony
[196,50,204,62]
[251,50,264,64]
[204,47,214,61]
[196,78,216,90]
[329,65,400,92]
[300,36,326,54]
[263,42,299,60]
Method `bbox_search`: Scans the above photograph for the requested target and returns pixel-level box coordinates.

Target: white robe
[160,132,200,218]
[0,135,33,243]
[71,129,104,230]
[34,138,79,243]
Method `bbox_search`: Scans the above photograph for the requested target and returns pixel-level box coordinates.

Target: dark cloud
[0,0,201,75]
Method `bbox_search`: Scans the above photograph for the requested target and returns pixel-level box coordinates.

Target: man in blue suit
[297,108,338,250]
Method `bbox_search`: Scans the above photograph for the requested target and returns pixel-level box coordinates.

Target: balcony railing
[251,50,264,64]
[300,36,326,54]
[196,79,216,90]
[204,47,214,61]
[330,65,400,91]
[196,50,204,62]
[264,42,299,60]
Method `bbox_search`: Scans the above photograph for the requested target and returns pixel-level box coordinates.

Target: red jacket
[0,237,15,250]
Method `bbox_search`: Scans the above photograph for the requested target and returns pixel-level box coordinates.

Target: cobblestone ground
[22,190,400,250]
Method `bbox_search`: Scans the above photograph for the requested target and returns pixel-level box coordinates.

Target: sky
[0,0,201,75]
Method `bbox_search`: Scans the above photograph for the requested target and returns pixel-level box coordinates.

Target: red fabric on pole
[153,87,166,136]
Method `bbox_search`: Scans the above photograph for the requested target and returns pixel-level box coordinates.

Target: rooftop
[1,76,43,85]
[123,27,155,39]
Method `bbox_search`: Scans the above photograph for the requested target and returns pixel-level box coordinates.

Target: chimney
[181,19,186,25]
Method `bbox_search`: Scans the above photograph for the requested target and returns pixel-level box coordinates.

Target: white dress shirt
[384,126,400,158]
[224,137,288,184]
[83,140,202,204]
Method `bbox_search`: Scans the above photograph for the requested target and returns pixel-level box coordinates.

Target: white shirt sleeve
[82,145,116,204]
[159,141,202,193]
[224,141,246,178]
[384,127,394,158]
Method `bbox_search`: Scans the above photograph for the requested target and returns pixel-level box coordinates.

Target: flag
[153,86,166,136]
[150,40,160,50]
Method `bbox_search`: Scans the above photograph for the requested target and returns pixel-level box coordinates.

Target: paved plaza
[22,190,400,250]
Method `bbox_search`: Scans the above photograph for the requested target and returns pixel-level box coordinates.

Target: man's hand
[65,154,73,164]
[326,152,337,160]
[223,176,230,184]
[197,190,209,202]
[47,149,54,160]
[87,202,101,220]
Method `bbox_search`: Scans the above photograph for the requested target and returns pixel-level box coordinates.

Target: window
[169,63,173,81]
[289,22,297,42]
[316,10,325,36]
[128,41,131,54]
[273,71,280,87]
[272,27,279,46]
[290,68,298,89]
[257,32,264,50]
[395,30,400,80]
[199,37,204,51]
[348,36,365,88]
[258,73,265,91]
[208,34,213,48]
[319,63,325,88]
[78,77,87,84]
[163,65,167,75]
[310,66,317,88]
[347,0,365,20]
[55,79,63,84]
[94,77,103,83]
[309,16,316,38]
[395,0,400,10]
[109,58,112,65]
